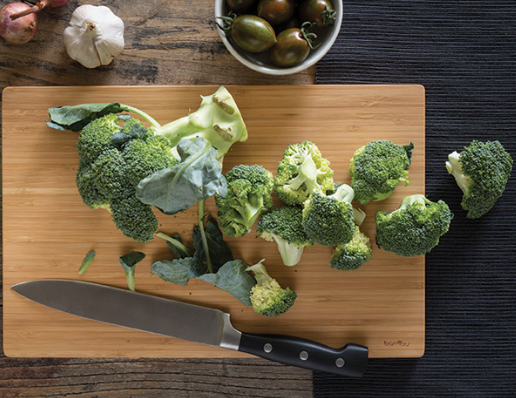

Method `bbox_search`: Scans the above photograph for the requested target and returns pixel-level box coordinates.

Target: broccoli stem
[245,259,268,285]
[155,232,193,257]
[121,105,162,129]
[399,194,429,209]
[272,235,304,267]
[446,151,470,195]
[288,155,318,190]
[198,200,214,274]
[330,184,355,203]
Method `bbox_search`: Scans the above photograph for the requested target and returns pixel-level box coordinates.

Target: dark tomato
[231,15,277,53]
[225,0,257,14]
[257,0,296,26]
[269,28,311,67]
[298,0,336,28]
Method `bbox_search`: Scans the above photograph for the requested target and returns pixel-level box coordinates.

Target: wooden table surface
[0,1,314,396]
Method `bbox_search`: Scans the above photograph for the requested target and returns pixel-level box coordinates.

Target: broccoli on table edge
[446,140,513,219]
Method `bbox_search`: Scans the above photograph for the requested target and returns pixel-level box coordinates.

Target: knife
[11,279,368,376]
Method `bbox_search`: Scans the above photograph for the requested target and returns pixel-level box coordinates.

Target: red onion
[0,3,39,45]
[9,0,70,20]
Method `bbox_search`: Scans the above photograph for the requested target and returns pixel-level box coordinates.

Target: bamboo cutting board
[2,85,425,359]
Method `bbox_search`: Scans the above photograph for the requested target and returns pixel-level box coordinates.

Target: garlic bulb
[64,5,124,69]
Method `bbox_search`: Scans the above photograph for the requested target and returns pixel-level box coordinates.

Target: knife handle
[238,333,368,377]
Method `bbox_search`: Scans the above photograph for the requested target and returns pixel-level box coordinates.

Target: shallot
[0,3,38,45]
[9,0,70,20]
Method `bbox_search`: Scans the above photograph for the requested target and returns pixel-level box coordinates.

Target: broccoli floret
[274,141,334,206]
[330,230,372,271]
[302,184,358,246]
[256,206,313,266]
[110,195,159,243]
[215,164,274,237]
[76,161,110,210]
[350,140,414,205]
[375,194,453,257]
[77,113,121,165]
[446,140,513,219]
[246,260,297,317]
[122,137,178,187]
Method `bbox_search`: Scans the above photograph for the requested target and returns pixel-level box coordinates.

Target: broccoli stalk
[151,87,247,160]
[375,194,453,257]
[445,140,513,219]
[302,184,358,247]
[246,260,297,317]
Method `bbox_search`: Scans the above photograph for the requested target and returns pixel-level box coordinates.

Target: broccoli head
[302,184,358,246]
[75,114,177,243]
[446,140,513,219]
[215,164,274,237]
[375,194,453,257]
[330,229,372,271]
[246,260,297,317]
[350,140,414,205]
[274,141,334,206]
[256,206,313,266]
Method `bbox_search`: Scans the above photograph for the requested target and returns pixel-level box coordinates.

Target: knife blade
[11,279,368,376]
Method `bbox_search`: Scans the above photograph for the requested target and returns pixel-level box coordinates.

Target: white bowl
[214,0,343,76]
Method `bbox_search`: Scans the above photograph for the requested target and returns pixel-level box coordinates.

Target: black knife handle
[238,333,368,377]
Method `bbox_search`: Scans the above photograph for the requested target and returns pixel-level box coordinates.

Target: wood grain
[0,1,313,394]
[2,85,425,361]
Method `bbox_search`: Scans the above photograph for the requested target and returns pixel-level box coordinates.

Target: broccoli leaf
[151,217,253,306]
[136,137,227,215]
[151,258,194,286]
[190,216,234,277]
[197,260,256,306]
[47,103,127,132]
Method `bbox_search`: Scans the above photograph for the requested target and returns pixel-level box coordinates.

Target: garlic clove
[64,5,124,69]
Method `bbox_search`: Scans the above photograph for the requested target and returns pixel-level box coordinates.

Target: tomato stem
[301,22,320,50]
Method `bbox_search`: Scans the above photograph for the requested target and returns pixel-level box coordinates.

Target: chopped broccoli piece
[350,140,414,205]
[302,184,358,246]
[330,230,372,271]
[215,164,274,237]
[375,194,453,257]
[274,141,334,206]
[446,140,513,219]
[246,260,297,317]
[256,206,313,266]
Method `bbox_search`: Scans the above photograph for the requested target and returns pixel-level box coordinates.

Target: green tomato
[231,14,277,53]
[298,0,337,28]
[257,0,296,26]
[269,28,311,67]
[225,0,257,14]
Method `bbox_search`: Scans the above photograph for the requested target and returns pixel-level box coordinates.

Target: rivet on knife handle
[238,333,368,377]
